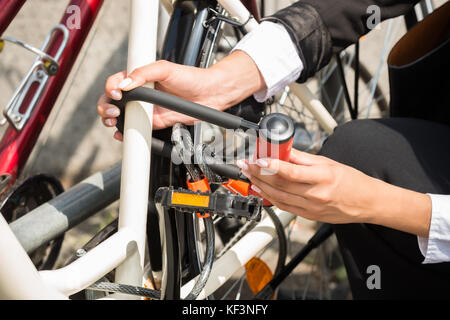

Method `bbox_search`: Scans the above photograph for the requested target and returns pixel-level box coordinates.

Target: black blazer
[263,0,421,82]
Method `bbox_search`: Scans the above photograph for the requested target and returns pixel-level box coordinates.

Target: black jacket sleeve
[262,0,420,82]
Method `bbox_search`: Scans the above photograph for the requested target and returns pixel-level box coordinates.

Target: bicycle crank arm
[155,187,262,221]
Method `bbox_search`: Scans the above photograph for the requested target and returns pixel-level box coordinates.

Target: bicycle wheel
[0,175,65,271]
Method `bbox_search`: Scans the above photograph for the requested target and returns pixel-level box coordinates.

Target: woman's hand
[97,51,265,141]
[237,149,432,237]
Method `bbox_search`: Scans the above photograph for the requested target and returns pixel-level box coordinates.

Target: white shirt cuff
[231,21,303,102]
[417,194,450,263]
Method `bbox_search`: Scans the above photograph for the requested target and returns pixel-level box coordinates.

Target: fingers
[103,60,173,103]
[104,61,174,99]
[249,180,314,220]
[97,102,120,120]
[105,70,127,100]
[239,162,315,200]
[102,117,117,127]
[242,158,324,185]
[249,174,308,208]
[97,94,120,121]
[97,93,121,138]
[114,131,123,142]
[289,149,329,166]
[117,60,173,91]
[101,60,175,140]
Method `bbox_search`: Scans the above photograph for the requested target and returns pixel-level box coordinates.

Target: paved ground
[1,0,445,299]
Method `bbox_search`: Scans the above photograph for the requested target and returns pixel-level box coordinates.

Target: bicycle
[0,0,434,300]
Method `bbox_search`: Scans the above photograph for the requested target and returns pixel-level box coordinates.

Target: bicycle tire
[0,174,65,271]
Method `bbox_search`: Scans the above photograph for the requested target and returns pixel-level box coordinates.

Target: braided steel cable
[172,123,202,181]
[194,143,226,184]
[87,282,161,299]
[184,215,215,300]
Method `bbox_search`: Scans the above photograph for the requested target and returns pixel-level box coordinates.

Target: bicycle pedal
[154,187,262,221]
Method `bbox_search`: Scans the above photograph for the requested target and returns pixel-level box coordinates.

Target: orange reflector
[245,257,274,296]
[171,192,210,208]
[0,40,4,53]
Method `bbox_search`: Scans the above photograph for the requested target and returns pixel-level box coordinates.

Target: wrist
[367,179,432,237]
[208,50,266,109]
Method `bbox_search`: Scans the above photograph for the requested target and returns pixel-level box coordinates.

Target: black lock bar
[119,87,260,131]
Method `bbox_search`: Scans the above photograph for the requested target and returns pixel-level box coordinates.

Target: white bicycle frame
[0,0,337,300]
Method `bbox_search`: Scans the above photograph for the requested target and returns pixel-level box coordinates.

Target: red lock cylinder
[257,113,295,161]
[250,113,295,205]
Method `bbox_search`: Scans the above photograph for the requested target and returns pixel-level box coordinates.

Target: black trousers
[319,118,450,299]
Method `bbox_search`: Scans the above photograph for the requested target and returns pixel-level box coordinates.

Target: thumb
[118,60,173,91]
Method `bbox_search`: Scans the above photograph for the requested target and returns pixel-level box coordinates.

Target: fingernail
[256,159,269,168]
[241,169,251,180]
[111,90,122,100]
[118,78,133,89]
[106,107,120,117]
[105,118,114,126]
[236,160,248,171]
[114,131,123,141]
[251,184,262,194]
